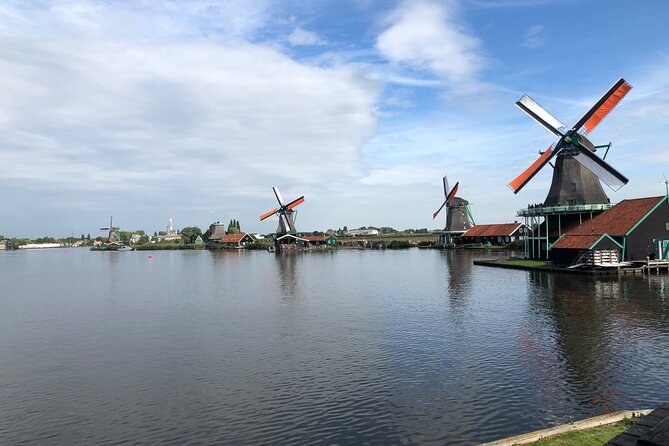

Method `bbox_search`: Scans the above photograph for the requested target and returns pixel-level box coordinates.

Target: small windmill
[259,186,305,234]
[509,78,632,206]
[661,174,669,204]
[100,216,120,243]
[433,175,475,244]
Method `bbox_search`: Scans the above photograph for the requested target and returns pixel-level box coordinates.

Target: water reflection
[523,272,669,416]
[274,253,302,301]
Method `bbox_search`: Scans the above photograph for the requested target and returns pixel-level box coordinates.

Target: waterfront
[1,248,668,445]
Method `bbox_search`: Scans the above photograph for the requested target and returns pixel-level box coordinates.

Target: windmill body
[433,175,475,246]
[259,186,304,235]
[510,78,632,259]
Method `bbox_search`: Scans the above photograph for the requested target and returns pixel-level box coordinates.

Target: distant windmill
[259,187,305,234]
[661,174,669,203]
[100,216,120,243]
[509,78,632,206]
[433,175,475,245]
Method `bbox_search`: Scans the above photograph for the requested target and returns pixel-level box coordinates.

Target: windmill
[100,216,120,243]
[259,186,305,234]
[661,174,669,203]
[509,78,632,206]
[433,175,475,245]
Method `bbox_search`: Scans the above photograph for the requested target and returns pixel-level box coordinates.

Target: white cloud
[288,27,326,46]
[522,25,545,48]
[0,1,381,235]
[376,0,486,94]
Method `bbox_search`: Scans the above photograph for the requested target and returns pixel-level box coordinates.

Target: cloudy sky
[1,0,668,237]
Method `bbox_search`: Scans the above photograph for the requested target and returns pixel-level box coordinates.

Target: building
[460,222,526,245]
[0,239,12,250]
[163,217,181,241]
[208,222,226,241]
[550,196,669,266]
[346,229,379,236]
[219,233,255,248]
[275,233,337,248]
[300,234,337,246]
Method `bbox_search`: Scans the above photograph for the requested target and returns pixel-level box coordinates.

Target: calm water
[1,248,668,445]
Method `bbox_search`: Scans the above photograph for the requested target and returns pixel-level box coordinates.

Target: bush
[388,240,413,249]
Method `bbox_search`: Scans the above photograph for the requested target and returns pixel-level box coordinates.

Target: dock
[473,258,669,276]
[606,403,669,446]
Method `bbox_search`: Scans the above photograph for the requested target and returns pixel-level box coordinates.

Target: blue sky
[1,0,668,237]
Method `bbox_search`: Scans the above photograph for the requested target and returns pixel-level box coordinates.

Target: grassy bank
[527,418,635,445]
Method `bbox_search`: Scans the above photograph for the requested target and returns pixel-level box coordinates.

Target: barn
[550,196,669,266]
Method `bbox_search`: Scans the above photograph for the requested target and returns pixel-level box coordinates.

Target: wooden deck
[606,403,669,446]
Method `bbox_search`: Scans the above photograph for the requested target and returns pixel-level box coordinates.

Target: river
[1,248,668,445]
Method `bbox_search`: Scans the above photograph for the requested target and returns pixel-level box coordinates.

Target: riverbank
[481,409,650,445]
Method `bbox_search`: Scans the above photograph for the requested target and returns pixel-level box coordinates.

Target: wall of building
[626,200,669,260]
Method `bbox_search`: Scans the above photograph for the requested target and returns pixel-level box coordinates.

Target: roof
[551,234,603,250]
[300,234,336,242]
[463,223,523,237]
[219,232,253,243]
[562,196,664,237]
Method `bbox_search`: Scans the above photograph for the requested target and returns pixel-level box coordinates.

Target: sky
[1,0,669,237]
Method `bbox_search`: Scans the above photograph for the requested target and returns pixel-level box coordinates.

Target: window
[571,182,577,192]
[666,223,669,230]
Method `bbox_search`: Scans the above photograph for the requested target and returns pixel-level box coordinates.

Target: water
[1,248,668,445]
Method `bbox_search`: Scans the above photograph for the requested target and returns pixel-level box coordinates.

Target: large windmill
[259,186,305,234]
[433,175,475,246]
[100,216,120,243]
[510,78,632,259]
[509,78,632,205]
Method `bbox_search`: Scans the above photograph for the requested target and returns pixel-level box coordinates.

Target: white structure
[164,217,181,241]
[346,229,379,237]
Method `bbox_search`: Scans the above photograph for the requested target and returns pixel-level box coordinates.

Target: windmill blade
[446,182,459,204]
[442,175,449,198]
[516,94,565,137]
[272,186,286,206]
[259,208,279,221]
[573,78,632,134]
[285,196,305,211]
[100,227,110,230]
[433,200,447,219]
[508,144,557,193]
[571,148,628,191]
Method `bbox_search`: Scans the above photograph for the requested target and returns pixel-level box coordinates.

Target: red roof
[562,196,664,237]
[463,223,523,237]
[301,235,326,242]
[551,234,603,250]
[220,233,252,243]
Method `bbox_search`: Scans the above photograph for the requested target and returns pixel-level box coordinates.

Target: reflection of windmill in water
[511,78,632,259]
[433,175,475,246]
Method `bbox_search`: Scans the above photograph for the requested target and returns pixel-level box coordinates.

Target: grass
[527,418,635,446]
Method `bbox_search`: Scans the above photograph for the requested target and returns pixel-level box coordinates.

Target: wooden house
[550,196,669,265]
[460,223,526,245]
[219,233,255,248]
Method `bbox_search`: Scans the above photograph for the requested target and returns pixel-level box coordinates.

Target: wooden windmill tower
[259,186,305,234]
[100,216,120,244]
[433,175,475,246]
[510,78,632,259]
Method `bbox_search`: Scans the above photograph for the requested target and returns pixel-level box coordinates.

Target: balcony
[517,203,612,217]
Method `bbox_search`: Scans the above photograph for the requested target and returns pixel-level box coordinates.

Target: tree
[203,223,216,240]
[153,231,158,237]
[180,226,202,244]
[87,233,91,241]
